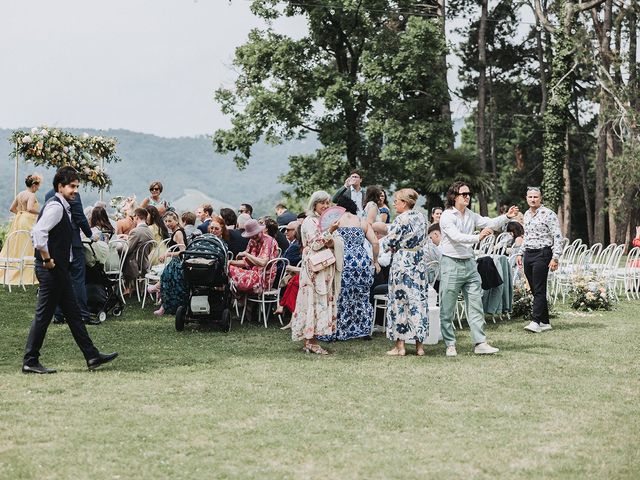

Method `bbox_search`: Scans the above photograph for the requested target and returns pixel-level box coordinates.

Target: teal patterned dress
[384,210,429,342]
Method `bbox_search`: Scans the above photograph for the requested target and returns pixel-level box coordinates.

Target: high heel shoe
[147,283,160,294]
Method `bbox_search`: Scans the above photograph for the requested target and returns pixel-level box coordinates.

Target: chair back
[262,257,290,294]
[1,229,31,261]
[137,240,158,276]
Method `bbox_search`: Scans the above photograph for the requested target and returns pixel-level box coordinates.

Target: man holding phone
[332,170,365,215]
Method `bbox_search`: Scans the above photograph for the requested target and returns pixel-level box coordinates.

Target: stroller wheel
[98,311,107,323]
[112,307,123,317]
[222,308,231,333]
[175,306,186,331]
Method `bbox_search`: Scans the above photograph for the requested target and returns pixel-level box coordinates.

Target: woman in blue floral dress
[382,188,429,356]
[319,197,379,341]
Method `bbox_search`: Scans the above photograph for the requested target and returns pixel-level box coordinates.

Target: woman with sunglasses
[439,181,519,357]
[140,181,170,216]
[1,174,42,286]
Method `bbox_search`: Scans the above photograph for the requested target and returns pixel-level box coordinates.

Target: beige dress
[0,191,39,285]
[291,216,338,341]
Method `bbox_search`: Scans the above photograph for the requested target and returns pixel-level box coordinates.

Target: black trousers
[523,247,553,325]
[24,264,99,366]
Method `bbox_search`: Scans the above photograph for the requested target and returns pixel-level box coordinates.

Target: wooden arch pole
[14,144,19,198]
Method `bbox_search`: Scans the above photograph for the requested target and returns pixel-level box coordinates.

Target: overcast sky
[1,0,468,138]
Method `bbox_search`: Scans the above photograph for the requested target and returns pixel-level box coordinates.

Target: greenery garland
[9,127,120,189]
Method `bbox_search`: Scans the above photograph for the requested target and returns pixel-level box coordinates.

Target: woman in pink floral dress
[228,219,278,293]
[291,191,338,355]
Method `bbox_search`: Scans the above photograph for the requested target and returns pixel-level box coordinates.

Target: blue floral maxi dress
[384,210,429,342]
[319,227,373,341]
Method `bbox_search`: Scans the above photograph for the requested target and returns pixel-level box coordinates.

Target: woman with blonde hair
[1,174,42,285]
[291,190,338,354]
[382,188,429,356]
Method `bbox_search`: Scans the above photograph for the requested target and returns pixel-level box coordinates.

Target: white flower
[21,135,32,144]
[31,127,38,134]
[82,132,89,139]
[63,146,69,153]
[40,129,49,137]
[83,167,91,175]
[96,136,103,141]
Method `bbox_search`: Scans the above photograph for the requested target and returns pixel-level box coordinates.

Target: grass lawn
[0,287,638,480]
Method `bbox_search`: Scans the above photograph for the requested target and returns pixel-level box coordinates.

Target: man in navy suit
[45,178,98,324]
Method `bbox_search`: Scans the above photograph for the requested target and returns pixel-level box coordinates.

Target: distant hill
[0,128,320,221]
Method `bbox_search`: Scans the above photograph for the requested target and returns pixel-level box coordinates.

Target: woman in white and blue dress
[318,196,379,341]
[382,188,429,356]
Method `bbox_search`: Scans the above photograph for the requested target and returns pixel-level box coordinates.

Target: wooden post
[99,157,104,202]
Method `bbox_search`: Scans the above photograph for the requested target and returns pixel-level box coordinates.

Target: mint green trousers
[439,256,487,346]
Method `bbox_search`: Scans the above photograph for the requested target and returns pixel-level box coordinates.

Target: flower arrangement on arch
[9,127,120,189]
[570,274,615,312]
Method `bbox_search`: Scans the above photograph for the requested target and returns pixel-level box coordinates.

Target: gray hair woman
[291,190,338,354]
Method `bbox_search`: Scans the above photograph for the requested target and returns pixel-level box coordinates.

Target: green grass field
[0,287,638,479]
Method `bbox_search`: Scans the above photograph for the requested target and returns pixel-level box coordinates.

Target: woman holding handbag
[291,191,339,355]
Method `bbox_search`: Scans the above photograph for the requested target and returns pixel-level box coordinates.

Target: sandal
[416,348,425,356]
[303,344,329,355]
[386,347,406,356]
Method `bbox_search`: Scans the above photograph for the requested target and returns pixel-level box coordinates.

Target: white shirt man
[438,182,519,357]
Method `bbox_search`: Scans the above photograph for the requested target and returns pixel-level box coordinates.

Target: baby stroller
[175,234,231,332]
[84,241,125,322]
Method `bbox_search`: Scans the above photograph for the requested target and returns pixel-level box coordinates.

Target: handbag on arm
[308,248,336,272]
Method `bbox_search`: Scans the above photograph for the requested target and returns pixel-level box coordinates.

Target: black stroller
[84,241,125,322]
[175,234,231,332]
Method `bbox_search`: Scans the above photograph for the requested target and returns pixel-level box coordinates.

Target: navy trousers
[24,264,99,366]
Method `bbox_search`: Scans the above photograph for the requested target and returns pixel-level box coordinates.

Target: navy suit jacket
[45,189,92,248]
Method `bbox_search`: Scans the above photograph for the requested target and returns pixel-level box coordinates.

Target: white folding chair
[142,244,182,308]
[135,240,158,302]
[105,239,129,304]
[0,229,31,292]
[372,294,388,334]
[240,257,289,328]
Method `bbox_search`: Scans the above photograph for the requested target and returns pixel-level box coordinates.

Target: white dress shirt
[31,193,73,260]
[349,186,364,214]
[440,207,509,259]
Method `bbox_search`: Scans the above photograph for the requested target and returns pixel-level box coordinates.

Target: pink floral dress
[229,234,278,293]
[291,216,337,341]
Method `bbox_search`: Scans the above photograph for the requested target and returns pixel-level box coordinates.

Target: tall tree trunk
[535,12,548,114]
[594,0,613,245]
[630,3,638,112]
[476,0,489,215]
[489,71,500,206]
[437,0,454,150]
[561,126,571,237]
[579,153,594,244]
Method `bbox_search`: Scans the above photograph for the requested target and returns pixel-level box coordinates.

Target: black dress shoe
[83,317,101,326]
[87,352,118,370]
[22,363,57,374]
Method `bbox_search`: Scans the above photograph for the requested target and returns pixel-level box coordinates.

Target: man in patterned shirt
[516,187,564,333]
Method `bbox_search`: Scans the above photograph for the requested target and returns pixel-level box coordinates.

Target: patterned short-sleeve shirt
[522,205,563,259]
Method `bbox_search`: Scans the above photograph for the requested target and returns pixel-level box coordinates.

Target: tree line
[214,0,639,245]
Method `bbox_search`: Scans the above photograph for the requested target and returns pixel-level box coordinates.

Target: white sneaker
[445,345,457,357]
[474,342,499,355]
[524,321,541,333]
[539,323,552,332]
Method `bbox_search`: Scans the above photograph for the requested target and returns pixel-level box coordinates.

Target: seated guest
[197,203,213,234]
[116,197,136,236]
[89,205,115,242]
[149,211,187,316]
[262,217,289,254]
[274,222,303,326]
[181,211,200,242]
[207,215,230,245]
[228,219,278,293]
[123,208,154,294]
[237,213,251,231]
[147,205,169,264]
[283,221,302,266]
[140,181,170,215]
[275,203,297,226]
[239,203,253,218]
[221,208,248,257]
[425,223,443,298]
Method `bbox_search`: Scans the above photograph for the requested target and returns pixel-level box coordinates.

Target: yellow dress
[0,192,39,285]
